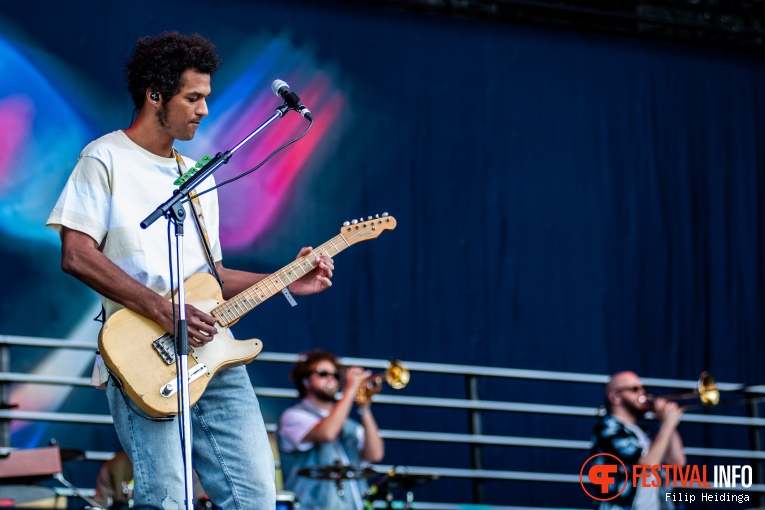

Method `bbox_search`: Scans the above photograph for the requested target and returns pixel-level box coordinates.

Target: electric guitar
[98,214,397,417]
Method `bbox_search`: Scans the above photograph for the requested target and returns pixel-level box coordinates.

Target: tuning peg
[351,219,358,225]
[382,212,389,217]
[375,214,380,219]
[367,216,373,220]
[342,221,350,227]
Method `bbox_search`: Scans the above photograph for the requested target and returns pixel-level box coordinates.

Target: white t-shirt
[278,400,365,453]
[623,421,661,510]
[47,130,222,320]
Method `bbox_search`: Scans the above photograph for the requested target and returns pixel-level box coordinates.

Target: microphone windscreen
[271,79,288,96]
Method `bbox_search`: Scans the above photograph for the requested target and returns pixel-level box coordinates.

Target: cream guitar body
[99,273,261,417]
[98,214,397,417]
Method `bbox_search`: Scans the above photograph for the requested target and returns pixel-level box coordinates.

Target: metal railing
[2,335,764,509]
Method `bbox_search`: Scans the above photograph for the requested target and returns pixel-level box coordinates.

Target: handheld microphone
[271,79,313,121]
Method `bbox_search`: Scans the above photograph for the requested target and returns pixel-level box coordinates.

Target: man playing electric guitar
[46,32,334,510]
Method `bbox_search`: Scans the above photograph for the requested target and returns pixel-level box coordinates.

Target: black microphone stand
[141,103,292,510]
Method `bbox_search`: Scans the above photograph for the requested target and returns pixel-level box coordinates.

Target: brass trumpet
[355,360,410,405]
[638,371,720,410]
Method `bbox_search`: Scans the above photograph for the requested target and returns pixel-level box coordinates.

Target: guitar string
[211,232,358,325]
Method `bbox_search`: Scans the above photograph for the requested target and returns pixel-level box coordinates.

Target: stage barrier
[1,335,764,510]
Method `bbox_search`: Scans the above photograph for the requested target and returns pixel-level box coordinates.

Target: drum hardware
[54,472,106,509]
[356,360,410,405]
[297,461,379,482]
[364,470,439,510]
[42,440,104,509]
[48,438,87,463]
[298,460,378,500]
[59,447,87,463]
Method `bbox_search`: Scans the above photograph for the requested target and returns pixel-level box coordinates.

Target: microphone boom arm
[141,103,290,229]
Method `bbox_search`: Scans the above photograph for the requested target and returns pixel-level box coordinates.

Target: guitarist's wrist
[149,298,176,333]
[286,282,304,296]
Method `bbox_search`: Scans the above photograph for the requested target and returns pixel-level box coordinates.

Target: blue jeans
[106,366,276,509]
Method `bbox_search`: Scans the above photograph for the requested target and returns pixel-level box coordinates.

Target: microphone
[271,79,313,121]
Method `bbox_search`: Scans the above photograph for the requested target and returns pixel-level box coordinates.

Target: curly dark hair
[125,31,221,108]
[290,349,344,398]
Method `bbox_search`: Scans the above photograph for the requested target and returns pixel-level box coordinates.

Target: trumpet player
[590,371,686,510]
[277,349,385,510]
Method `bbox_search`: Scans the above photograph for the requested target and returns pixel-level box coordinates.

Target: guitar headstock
[340,213,397,245]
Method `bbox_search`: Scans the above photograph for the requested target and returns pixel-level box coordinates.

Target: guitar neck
[212,234,350,326]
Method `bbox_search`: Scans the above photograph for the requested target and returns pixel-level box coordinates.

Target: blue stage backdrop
[0,0,763,507]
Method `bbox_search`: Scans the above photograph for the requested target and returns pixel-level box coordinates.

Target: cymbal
[59,448,86,462]
[375,472,439,492]
[298,464,379,481]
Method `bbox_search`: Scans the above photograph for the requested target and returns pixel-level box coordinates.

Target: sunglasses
[313,369,340,379]
[614,385,645,393]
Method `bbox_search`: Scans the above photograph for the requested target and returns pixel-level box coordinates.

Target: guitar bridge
[152,334,176,365]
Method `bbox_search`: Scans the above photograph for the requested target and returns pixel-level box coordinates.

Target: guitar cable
[103,222,175,424]
[109,368,173,422]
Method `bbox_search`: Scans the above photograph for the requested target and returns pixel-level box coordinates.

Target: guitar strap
[174,149,224,290]
[90,151,224,389]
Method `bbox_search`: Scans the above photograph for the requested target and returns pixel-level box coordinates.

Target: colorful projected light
[1,32,346,445]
